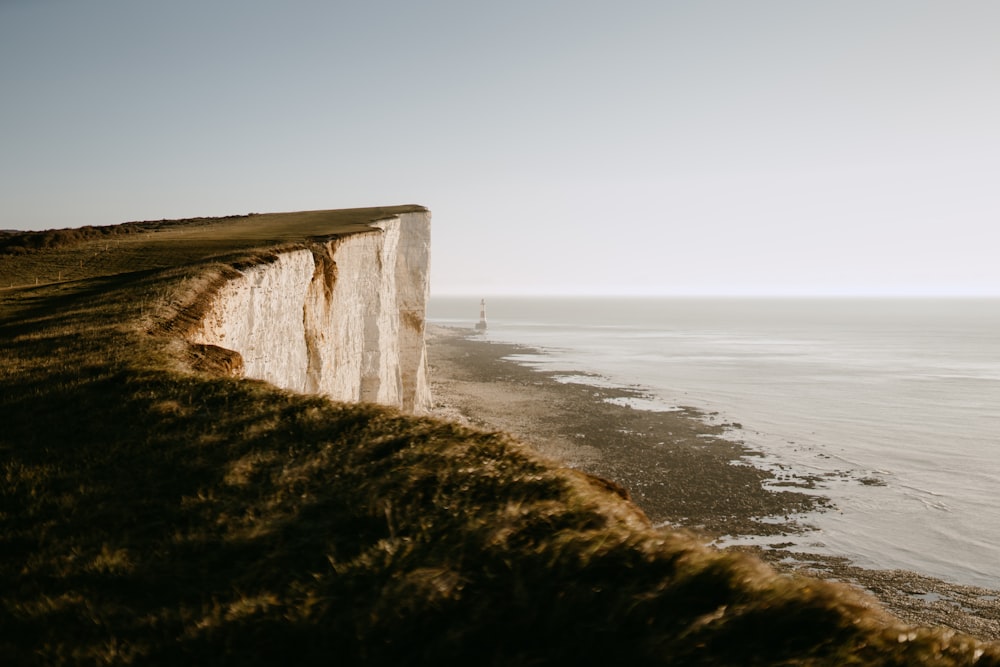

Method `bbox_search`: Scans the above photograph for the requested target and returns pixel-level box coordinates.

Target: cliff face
[188,211,431,413]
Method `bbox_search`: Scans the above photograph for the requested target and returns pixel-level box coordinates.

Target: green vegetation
[1,208,996,665]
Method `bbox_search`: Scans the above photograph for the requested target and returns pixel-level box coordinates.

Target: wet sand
[427,325,1000,642]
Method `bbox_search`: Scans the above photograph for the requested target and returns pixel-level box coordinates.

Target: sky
[2,1,1000,296]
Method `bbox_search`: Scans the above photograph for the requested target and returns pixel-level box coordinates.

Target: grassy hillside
[1,208,996,665]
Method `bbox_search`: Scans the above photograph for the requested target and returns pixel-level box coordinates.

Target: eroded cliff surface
[189,211,431,412]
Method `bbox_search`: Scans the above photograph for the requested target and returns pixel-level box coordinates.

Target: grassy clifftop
[1,208,996,665]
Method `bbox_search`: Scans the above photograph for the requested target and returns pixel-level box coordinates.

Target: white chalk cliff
[188,211,432,413]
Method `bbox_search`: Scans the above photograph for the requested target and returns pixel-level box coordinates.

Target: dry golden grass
[0,207,997,665]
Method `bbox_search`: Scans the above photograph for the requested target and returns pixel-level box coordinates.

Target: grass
[1,207,997,665]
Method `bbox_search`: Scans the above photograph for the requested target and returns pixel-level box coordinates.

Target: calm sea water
[428,297,1000,589]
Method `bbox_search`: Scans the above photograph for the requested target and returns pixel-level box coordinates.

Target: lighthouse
[475,298,487,331]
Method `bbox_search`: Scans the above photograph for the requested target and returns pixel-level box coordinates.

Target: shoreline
[426,324,1000,641]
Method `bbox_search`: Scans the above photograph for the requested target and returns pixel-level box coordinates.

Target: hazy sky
[3,1,999,296]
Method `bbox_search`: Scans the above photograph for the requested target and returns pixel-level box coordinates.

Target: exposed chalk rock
[188,211,432,413]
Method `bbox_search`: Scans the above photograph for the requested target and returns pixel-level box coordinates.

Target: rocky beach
[427,325,1000,642]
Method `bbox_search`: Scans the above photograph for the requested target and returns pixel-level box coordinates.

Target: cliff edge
[2,206,998,666]
[187,211,431,413]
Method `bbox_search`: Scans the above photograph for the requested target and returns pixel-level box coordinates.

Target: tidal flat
[427,325,1000,642]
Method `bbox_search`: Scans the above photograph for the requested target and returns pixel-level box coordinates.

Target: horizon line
[430,292,1000,299]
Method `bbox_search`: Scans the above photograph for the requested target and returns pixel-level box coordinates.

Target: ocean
[428,296,1000,590]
